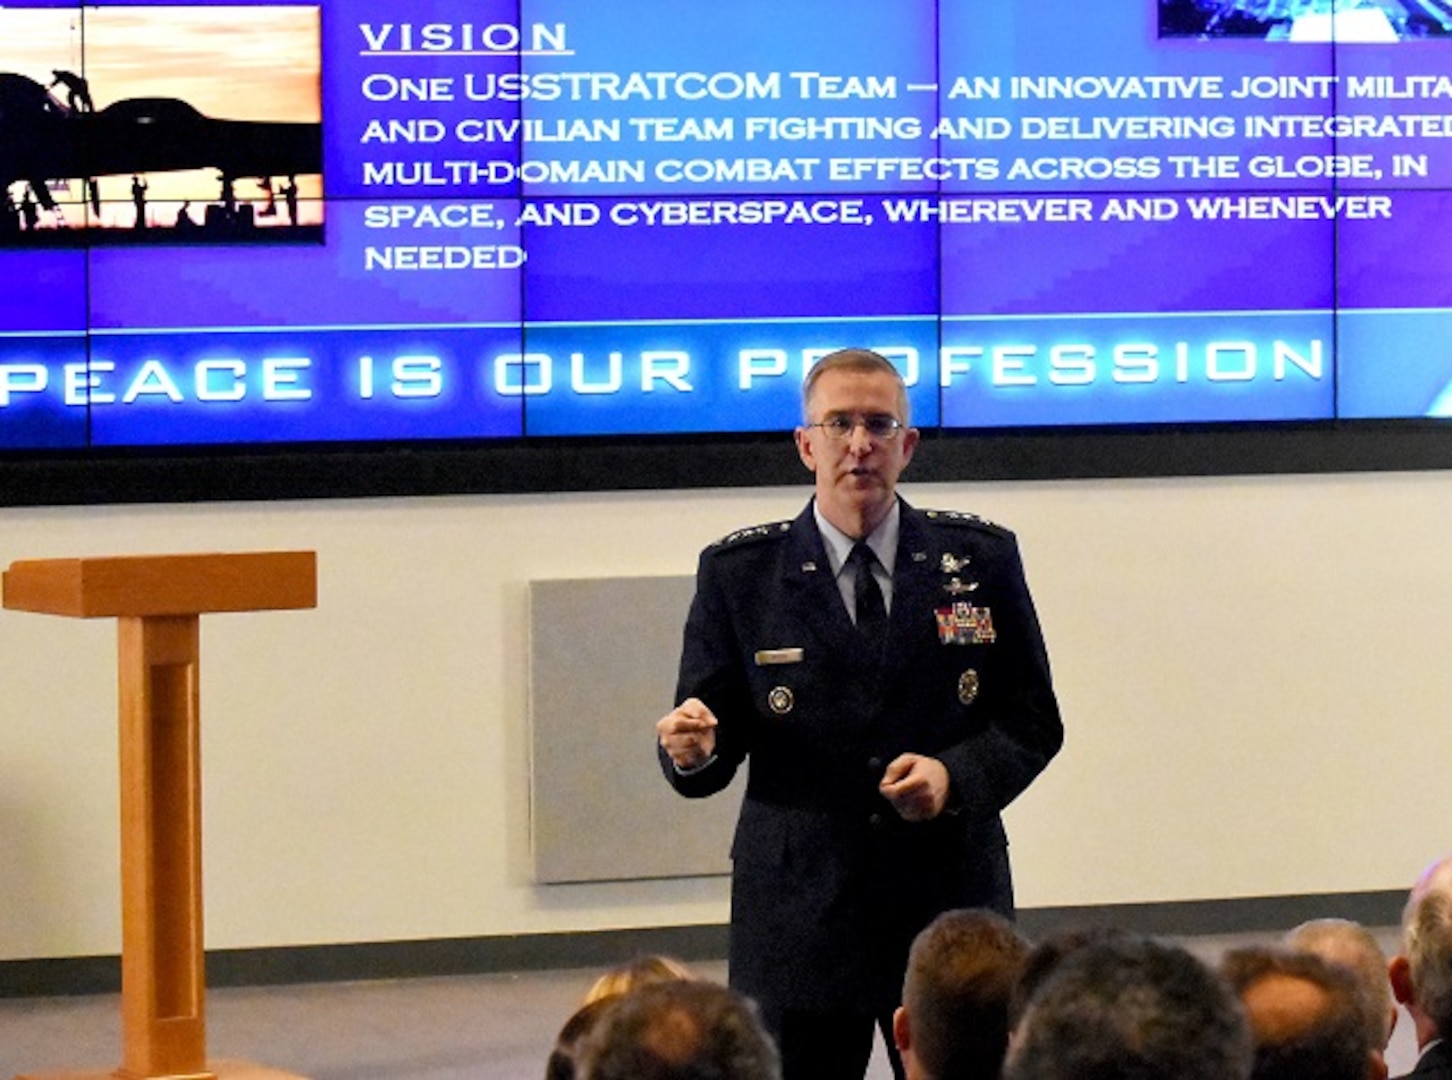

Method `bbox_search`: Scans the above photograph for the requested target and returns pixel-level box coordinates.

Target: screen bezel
[5,420,1451,507]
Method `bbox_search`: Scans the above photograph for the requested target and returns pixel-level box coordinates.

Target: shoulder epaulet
[710,520,793,549]
[922,508,1009,534]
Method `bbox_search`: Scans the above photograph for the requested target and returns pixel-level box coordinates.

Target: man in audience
[1222,944,1386,1079]
[1006,923,1134,1030]
[1286,918,1398,1060]
[891,908,1029,1080]
[549,956,698,1079]
[578,979,781,1080]
[548,997,616,1080]
[1390,856,1452,1078]
[1002,935,1252,1080]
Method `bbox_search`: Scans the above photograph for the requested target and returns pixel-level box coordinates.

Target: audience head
[583,954,694,1006]
[892,907,1029,1080]
[1003,935,1252,1080]
[547,997,615,1080]
[1284,918,1396,1050]
[1222,944,1385,1080]
[1390,854,1452,1049]
[1007,923,1135,1031]
[577,979,780,1080]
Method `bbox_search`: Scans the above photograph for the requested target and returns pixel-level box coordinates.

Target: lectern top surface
[1,551,317,618]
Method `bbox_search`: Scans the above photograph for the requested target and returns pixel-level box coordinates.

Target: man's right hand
[657,697,718,770]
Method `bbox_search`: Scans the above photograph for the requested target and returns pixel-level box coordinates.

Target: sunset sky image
[1,5,322,232]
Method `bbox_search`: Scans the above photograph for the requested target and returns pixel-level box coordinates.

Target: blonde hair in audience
[582,954,694,1005]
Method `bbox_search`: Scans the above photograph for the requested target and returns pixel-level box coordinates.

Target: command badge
[958,669,980,705]
[767,686,795,715]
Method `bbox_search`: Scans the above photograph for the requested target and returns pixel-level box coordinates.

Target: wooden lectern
[2,552,318,1080]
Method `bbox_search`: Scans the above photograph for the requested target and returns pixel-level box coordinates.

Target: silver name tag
[755,648,805,666]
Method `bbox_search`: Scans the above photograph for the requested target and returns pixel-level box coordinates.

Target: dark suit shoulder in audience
[1399,1040,1452,1079]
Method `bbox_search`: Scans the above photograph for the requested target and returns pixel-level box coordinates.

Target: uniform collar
[813,498,901,581]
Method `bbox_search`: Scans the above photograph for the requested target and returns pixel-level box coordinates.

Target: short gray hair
[1405,861,1452,1037]
[800,348,909,425]
[1284,918,1394,1048]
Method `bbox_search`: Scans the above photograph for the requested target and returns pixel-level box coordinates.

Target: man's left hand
[878,754,951,822]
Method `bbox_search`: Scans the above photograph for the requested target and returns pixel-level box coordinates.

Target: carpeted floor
[3,962,745,1080]
[1,935,1422,1078]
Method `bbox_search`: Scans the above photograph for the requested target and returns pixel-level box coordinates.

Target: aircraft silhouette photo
[1,6,323,246]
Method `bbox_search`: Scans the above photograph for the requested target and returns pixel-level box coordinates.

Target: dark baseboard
[0,923,732,999]
[1014,889,1405,939]
[0,890,1405,999]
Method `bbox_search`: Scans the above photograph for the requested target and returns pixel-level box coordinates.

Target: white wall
[2,470,1448,960]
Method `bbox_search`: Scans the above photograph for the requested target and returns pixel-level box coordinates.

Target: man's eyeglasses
[808,414,905,440]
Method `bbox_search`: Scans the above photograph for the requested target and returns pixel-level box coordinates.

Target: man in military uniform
[657,348,1062,1080]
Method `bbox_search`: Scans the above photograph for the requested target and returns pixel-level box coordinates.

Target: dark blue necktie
[849,542,887,646]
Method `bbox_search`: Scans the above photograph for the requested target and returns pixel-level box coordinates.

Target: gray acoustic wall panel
[529,575,740,884]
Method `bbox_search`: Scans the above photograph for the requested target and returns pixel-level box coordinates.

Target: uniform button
[868,813,883,827]
[866,756,882,772]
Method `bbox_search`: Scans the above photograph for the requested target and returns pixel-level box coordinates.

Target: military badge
[940,553,971,573]
[767,686,795,715]
[935,602,996,645]
[958,669,980,705]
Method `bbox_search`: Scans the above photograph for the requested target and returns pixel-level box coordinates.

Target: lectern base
[17,1060,309,1080]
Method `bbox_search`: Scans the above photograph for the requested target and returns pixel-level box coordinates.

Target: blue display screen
[2,0,1450,452]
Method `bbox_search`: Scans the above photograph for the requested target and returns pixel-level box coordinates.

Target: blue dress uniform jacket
[1400,1042,1452,1080]
[661,498,1062,1018]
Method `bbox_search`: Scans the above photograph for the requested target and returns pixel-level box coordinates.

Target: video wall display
[2,0,1451,456]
